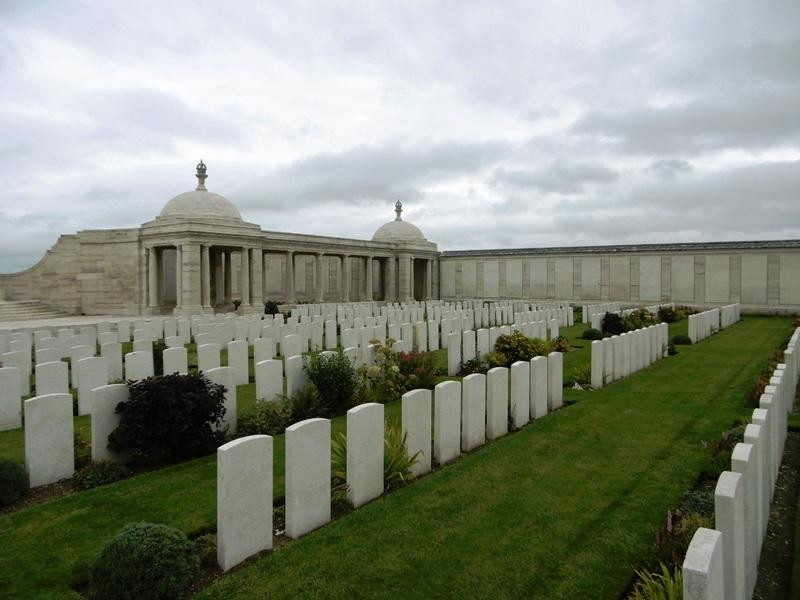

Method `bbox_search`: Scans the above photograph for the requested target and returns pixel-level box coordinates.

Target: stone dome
[372,201,427,242]
[158,161,242,220]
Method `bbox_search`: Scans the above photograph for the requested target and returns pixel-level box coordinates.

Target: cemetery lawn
[0,315,730,598]
[198,316,789,599]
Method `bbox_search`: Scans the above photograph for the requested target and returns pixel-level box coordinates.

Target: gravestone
[285,418,331,539]
[25,393,74,487]
[163,347,188,375]
[347,403,384,508]
[35,361,68,396]
[510,361,530,428]
[461,373,486,452]
[402,389,432,476]
[255,359,283,403]
[0,367,22,430]
[433,380,461,466]
[92,384,128,462]
[486,367,508,440]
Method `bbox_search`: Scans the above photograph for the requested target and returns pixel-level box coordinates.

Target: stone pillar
[426,259,433,300]
[175,244,183,309]
[432,258,439,300]
[214,250,224,305]
[286,251,295,303]
[365,256,373,302]
[315,253,325,303]
[240,247,251,309]
[409,257,416,301]
[386,257,396,302]
[251,249,263,309]
[176,243,203,315]
[201,245,211,309]
[224,251,232,303]
[342,255,350,302]
[147,247,158,309]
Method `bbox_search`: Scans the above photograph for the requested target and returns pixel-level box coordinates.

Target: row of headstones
[216,354,565,571]
[688,304,741,344]
[586,303,675,331]
[681,327,798,599]
[446,323,561,377]
[16,359,242,488]
[582,302,621,325]
[589,324,669,389]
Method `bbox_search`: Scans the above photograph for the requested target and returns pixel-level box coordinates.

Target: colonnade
[144,244,438,314]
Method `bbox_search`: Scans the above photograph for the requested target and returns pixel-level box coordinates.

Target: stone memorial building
[2,161,799,315]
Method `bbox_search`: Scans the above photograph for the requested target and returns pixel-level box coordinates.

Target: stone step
[0,301,70,322]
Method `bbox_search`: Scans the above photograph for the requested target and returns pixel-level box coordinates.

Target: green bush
[627,562,682,599]
[626,308,659,330]
[460,357,489,376]
[601,312,627,335]
[305,350,359,415]
[74,461,131,490]
[494,331,537,364]
[0,457,27,505]
[551,336,571,353]
[657,306,680,324]
[486,351,509,368]
[264,300,280,315]
[671,334,692,346]
[397,351,438,392]
[108,373,226,465]
[681,488,715,518]
[581,328,603,340]
[89,522,199,600]
[289,383,333,421]
[152,341,167,377]
[571,364,592,386]
[238,399,294,436]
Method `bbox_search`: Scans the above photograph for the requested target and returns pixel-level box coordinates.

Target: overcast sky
[1,1,798,272]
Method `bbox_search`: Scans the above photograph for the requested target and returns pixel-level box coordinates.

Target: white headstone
[433,380,461,466]
[124,350,154,381]
[217,435,273,571]
[24,393,74,487]
[206,366,237,435]
[282,334,301,359]
[100,342,123,382]
[731,442,757,597]
[547,352,563,410]
[35,361,68,396]
[197,343,221,373]
[447,331,461,376]
[347,403,384,508]
[285,418,331,539]
[402,389,432,476]
[714,471,745,600]
[0,367,22,430]
[486,367,508,440]
[91,383,128,462]
[227,340,249,386]
[530,355,548,419]
[255,359,283,403]
[163,347,188,375]
[76,356,108,416]
[510,361,530,428]
[285,355,307,399]
[682,528,724,600]
[461,373,486,452]
[590,340,604,389]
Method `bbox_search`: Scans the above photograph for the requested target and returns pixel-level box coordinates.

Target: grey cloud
[491,160,619,195]
[647,158,693,180]
[572,90,800,155]
[234,140,510,211]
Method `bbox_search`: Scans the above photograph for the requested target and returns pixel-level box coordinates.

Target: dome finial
[195,159,208,191]
[394,200,403,221]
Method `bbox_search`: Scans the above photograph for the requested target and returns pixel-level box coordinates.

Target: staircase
[0,300,70,322]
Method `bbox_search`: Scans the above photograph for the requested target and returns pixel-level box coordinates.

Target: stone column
[342,255,350,302]
[201,245,211,309]
[240,247,251,309]
[147,247,158,309]
[286,251,296,303]
[175,244,183,309]
[224,251,232,303]
[386,256,396,302]
[176,242,203,315]
[426,258,433,300]
[365,255,373,302]
[251,248,263,309]
[214,251,224,305]
[315,253,325,303]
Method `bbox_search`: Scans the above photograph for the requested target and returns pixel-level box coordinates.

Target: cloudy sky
[1,1,798,272]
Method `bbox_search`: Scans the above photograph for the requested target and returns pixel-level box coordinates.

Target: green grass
[196,316,789,599]
[0,316,760,598]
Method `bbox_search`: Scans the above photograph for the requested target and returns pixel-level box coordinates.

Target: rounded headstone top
[158,161,242,220]
[372,201,427,242]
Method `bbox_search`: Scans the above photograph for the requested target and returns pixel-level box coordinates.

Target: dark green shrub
[581,328,603,340]
[289,383,332,421]
[601,312,627,336]
[89,522,199,600]
[305,350,359,415]
[0,457,27,505]
[655,511,711,567]
[238,399,295,436]
[193,533,217,567]
[152,341,166,377]
[108,373,226,465]
[571,364,591,386]
[494,331,536,364]
[672,334,692,345]
[667,343,677,356]
[658,305,680,323]
[74,461,131,490]
[264,300,280,315]
[680,488,715,518]
[625,308,659,330]
[460,357,489,376]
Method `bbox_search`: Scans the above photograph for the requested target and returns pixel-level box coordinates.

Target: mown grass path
[196,316,789,599]
[0,316,772,598]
